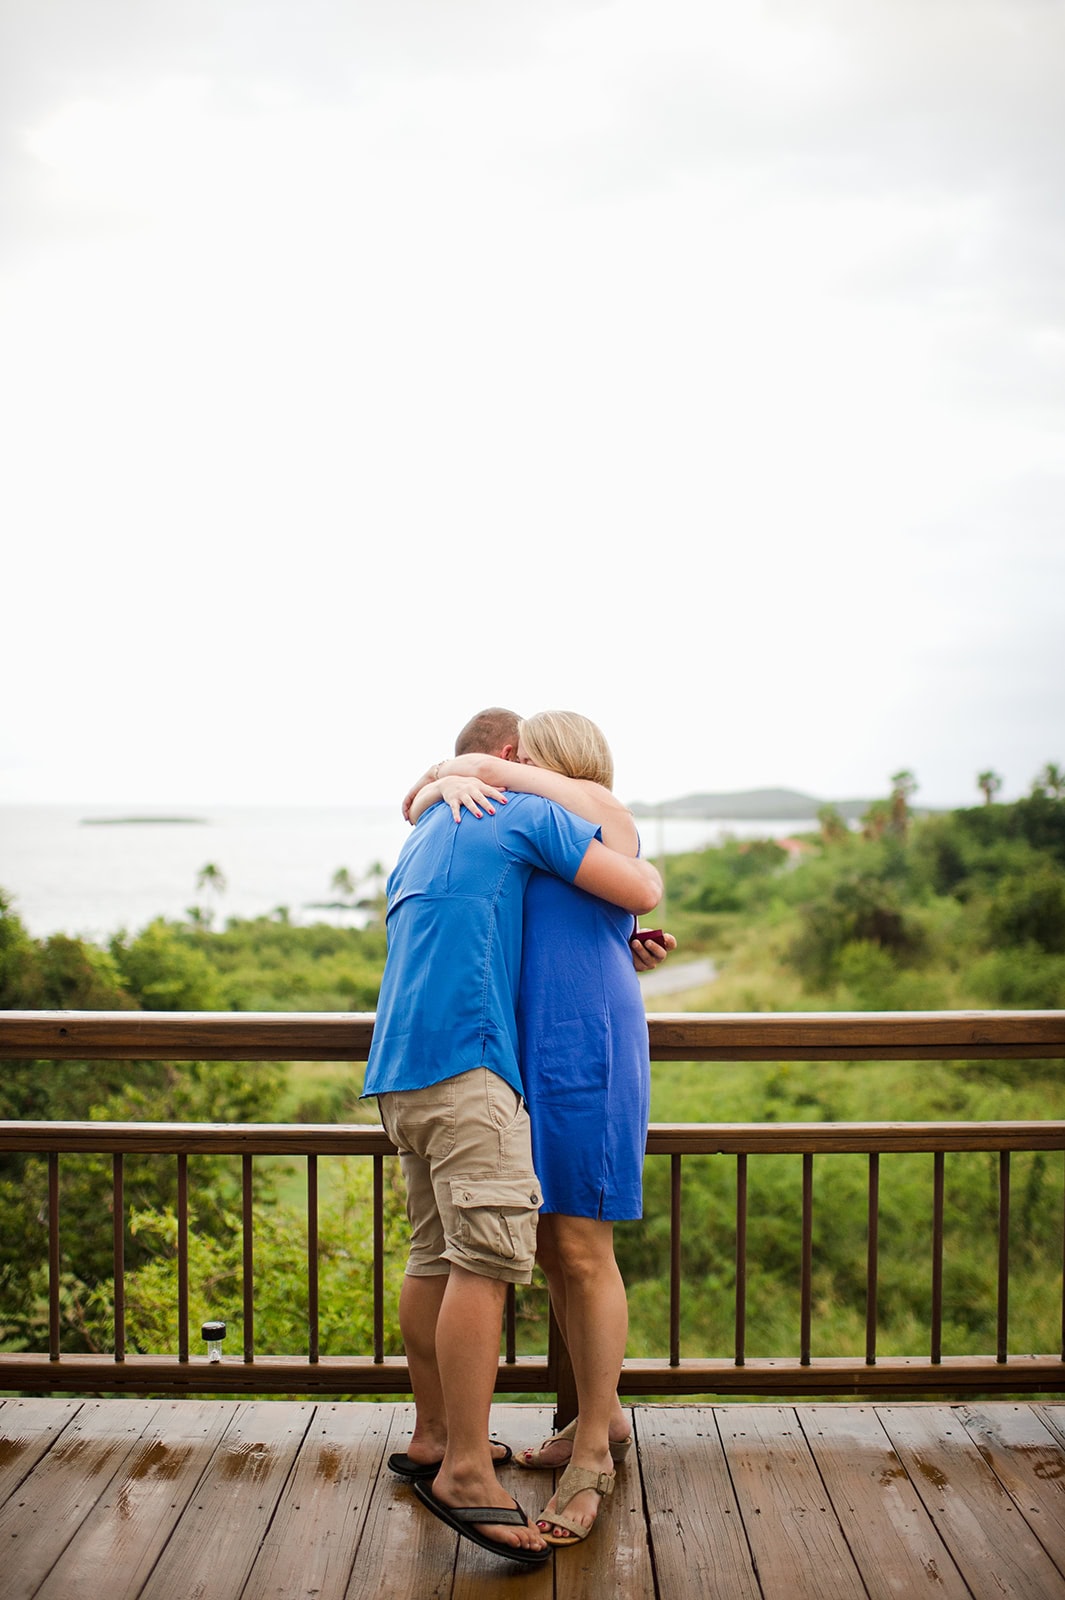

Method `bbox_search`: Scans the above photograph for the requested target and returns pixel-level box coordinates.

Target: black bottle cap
[201,1320,227,1340]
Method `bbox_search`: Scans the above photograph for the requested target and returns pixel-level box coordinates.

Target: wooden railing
[1,1009,1064,1406]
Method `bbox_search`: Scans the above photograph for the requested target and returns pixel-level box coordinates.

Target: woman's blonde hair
[518,710,614,789]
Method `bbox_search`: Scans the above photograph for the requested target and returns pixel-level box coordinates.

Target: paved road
[638,956,717,996]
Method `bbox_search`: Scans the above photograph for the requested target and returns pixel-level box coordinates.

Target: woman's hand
[408,773,509,825]
[438,774,508,822]
[630,930,677,971]
[401,755,498,822]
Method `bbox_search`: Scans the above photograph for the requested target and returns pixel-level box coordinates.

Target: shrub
[986,863,1065,954]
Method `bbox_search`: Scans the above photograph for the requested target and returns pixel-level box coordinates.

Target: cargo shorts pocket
[450,1177,543,1266]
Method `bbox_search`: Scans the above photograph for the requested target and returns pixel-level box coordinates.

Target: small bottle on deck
[201,1319,226,1363]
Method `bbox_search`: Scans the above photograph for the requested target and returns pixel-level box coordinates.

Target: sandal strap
[542,1508,591,1542]
[556,1463,616,1504]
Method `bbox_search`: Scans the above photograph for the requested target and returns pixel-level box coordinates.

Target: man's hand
[631,930,677,971]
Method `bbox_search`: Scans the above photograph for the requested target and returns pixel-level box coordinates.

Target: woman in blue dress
[409,709,667,1547]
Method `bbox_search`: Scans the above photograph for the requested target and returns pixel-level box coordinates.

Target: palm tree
[359,860,388,929]
[196,862,227,896]
[889,770,918,838]
[861,799,891,841]
[330,867,357,904]
[817,805,848,845]
[977,770,1002,805]
[194,863,227,929]
[1034,763,1065,799]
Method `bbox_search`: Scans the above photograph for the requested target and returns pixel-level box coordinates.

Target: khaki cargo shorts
[378,1068,542,1284]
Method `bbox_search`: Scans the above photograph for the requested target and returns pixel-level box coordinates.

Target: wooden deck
[4,1398,1065,1598]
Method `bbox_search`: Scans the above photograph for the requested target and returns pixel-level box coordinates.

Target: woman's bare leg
[522,1216,630,1467]
[532,1215,630,1539]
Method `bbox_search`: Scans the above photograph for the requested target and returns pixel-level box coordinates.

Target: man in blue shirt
[364,725,661,1564]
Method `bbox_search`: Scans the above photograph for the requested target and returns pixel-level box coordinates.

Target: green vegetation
[114,913,388,1016]
[656,770,1065,1013]
[621,767,1065,1369]
[74,1161,408,1361]
[1,767,1063,1377]
[0,895,385,1353]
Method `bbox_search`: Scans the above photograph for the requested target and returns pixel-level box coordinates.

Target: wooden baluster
[997,1151,1010,1364]
[735,1152,747,1368]
[1055,1152,1061,1363]
[242,1153,254,1362]
[308,1155,319,1364]
[931,1152,945,1365]
[372,1154,384,1364]
[800,1153,813,1366]
[670,1154,682,1366]
[504,1285,517,1365]
[866,1152,879,1366]
[177,1153,189,1362]
[48,1152,60,1362]
[113,1153,125,1362]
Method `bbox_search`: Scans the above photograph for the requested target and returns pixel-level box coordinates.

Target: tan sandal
[537,1463,615,1546]
[518,1418,632,1469]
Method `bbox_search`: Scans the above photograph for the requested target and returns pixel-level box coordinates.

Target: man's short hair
[454,706,521,757]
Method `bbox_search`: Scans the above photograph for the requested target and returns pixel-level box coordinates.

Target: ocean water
[0,803,814,942]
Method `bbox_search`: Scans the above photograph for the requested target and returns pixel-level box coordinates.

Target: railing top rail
[1,1008,1063,1061]
[2,1119,1064,1156]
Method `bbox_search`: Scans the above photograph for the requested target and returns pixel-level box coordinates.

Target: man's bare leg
[398,1271,513,1469]
[431,1264,546,1554]
[399,1272,448,1463]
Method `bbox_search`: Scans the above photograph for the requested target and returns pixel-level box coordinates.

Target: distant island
[80,816,208,826]
[629,787,885,822]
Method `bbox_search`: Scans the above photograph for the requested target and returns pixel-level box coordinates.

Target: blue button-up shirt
[363,792,598,1099]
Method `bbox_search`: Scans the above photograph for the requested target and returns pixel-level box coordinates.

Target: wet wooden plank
[32,1400,237,1600]
[14,1398,1065,1599]
[799,1405,970,1599]
[341,1405,458,1600]
[718,1404,866,1598]
[636,1405,760,1598]
[879,1404,1065,1598]
[242,1401,393,1600]
[0,1398,162,1600]
[956,1404,1065,1574]
[0,1399,82,1505]
[1034,1404,1065,1456]
[138,1401,313,1600]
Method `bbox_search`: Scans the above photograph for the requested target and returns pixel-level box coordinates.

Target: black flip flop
[388,1440,513,1480]
[413,1479,550,1565]
[388,1451,440,1480]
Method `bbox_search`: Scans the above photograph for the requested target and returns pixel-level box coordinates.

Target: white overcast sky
[2,0,1063,812]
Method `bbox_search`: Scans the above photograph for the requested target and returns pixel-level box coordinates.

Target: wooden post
[548,1302,578,1430]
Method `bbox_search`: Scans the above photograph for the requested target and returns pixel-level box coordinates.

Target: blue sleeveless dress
[517,870,650,1219]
